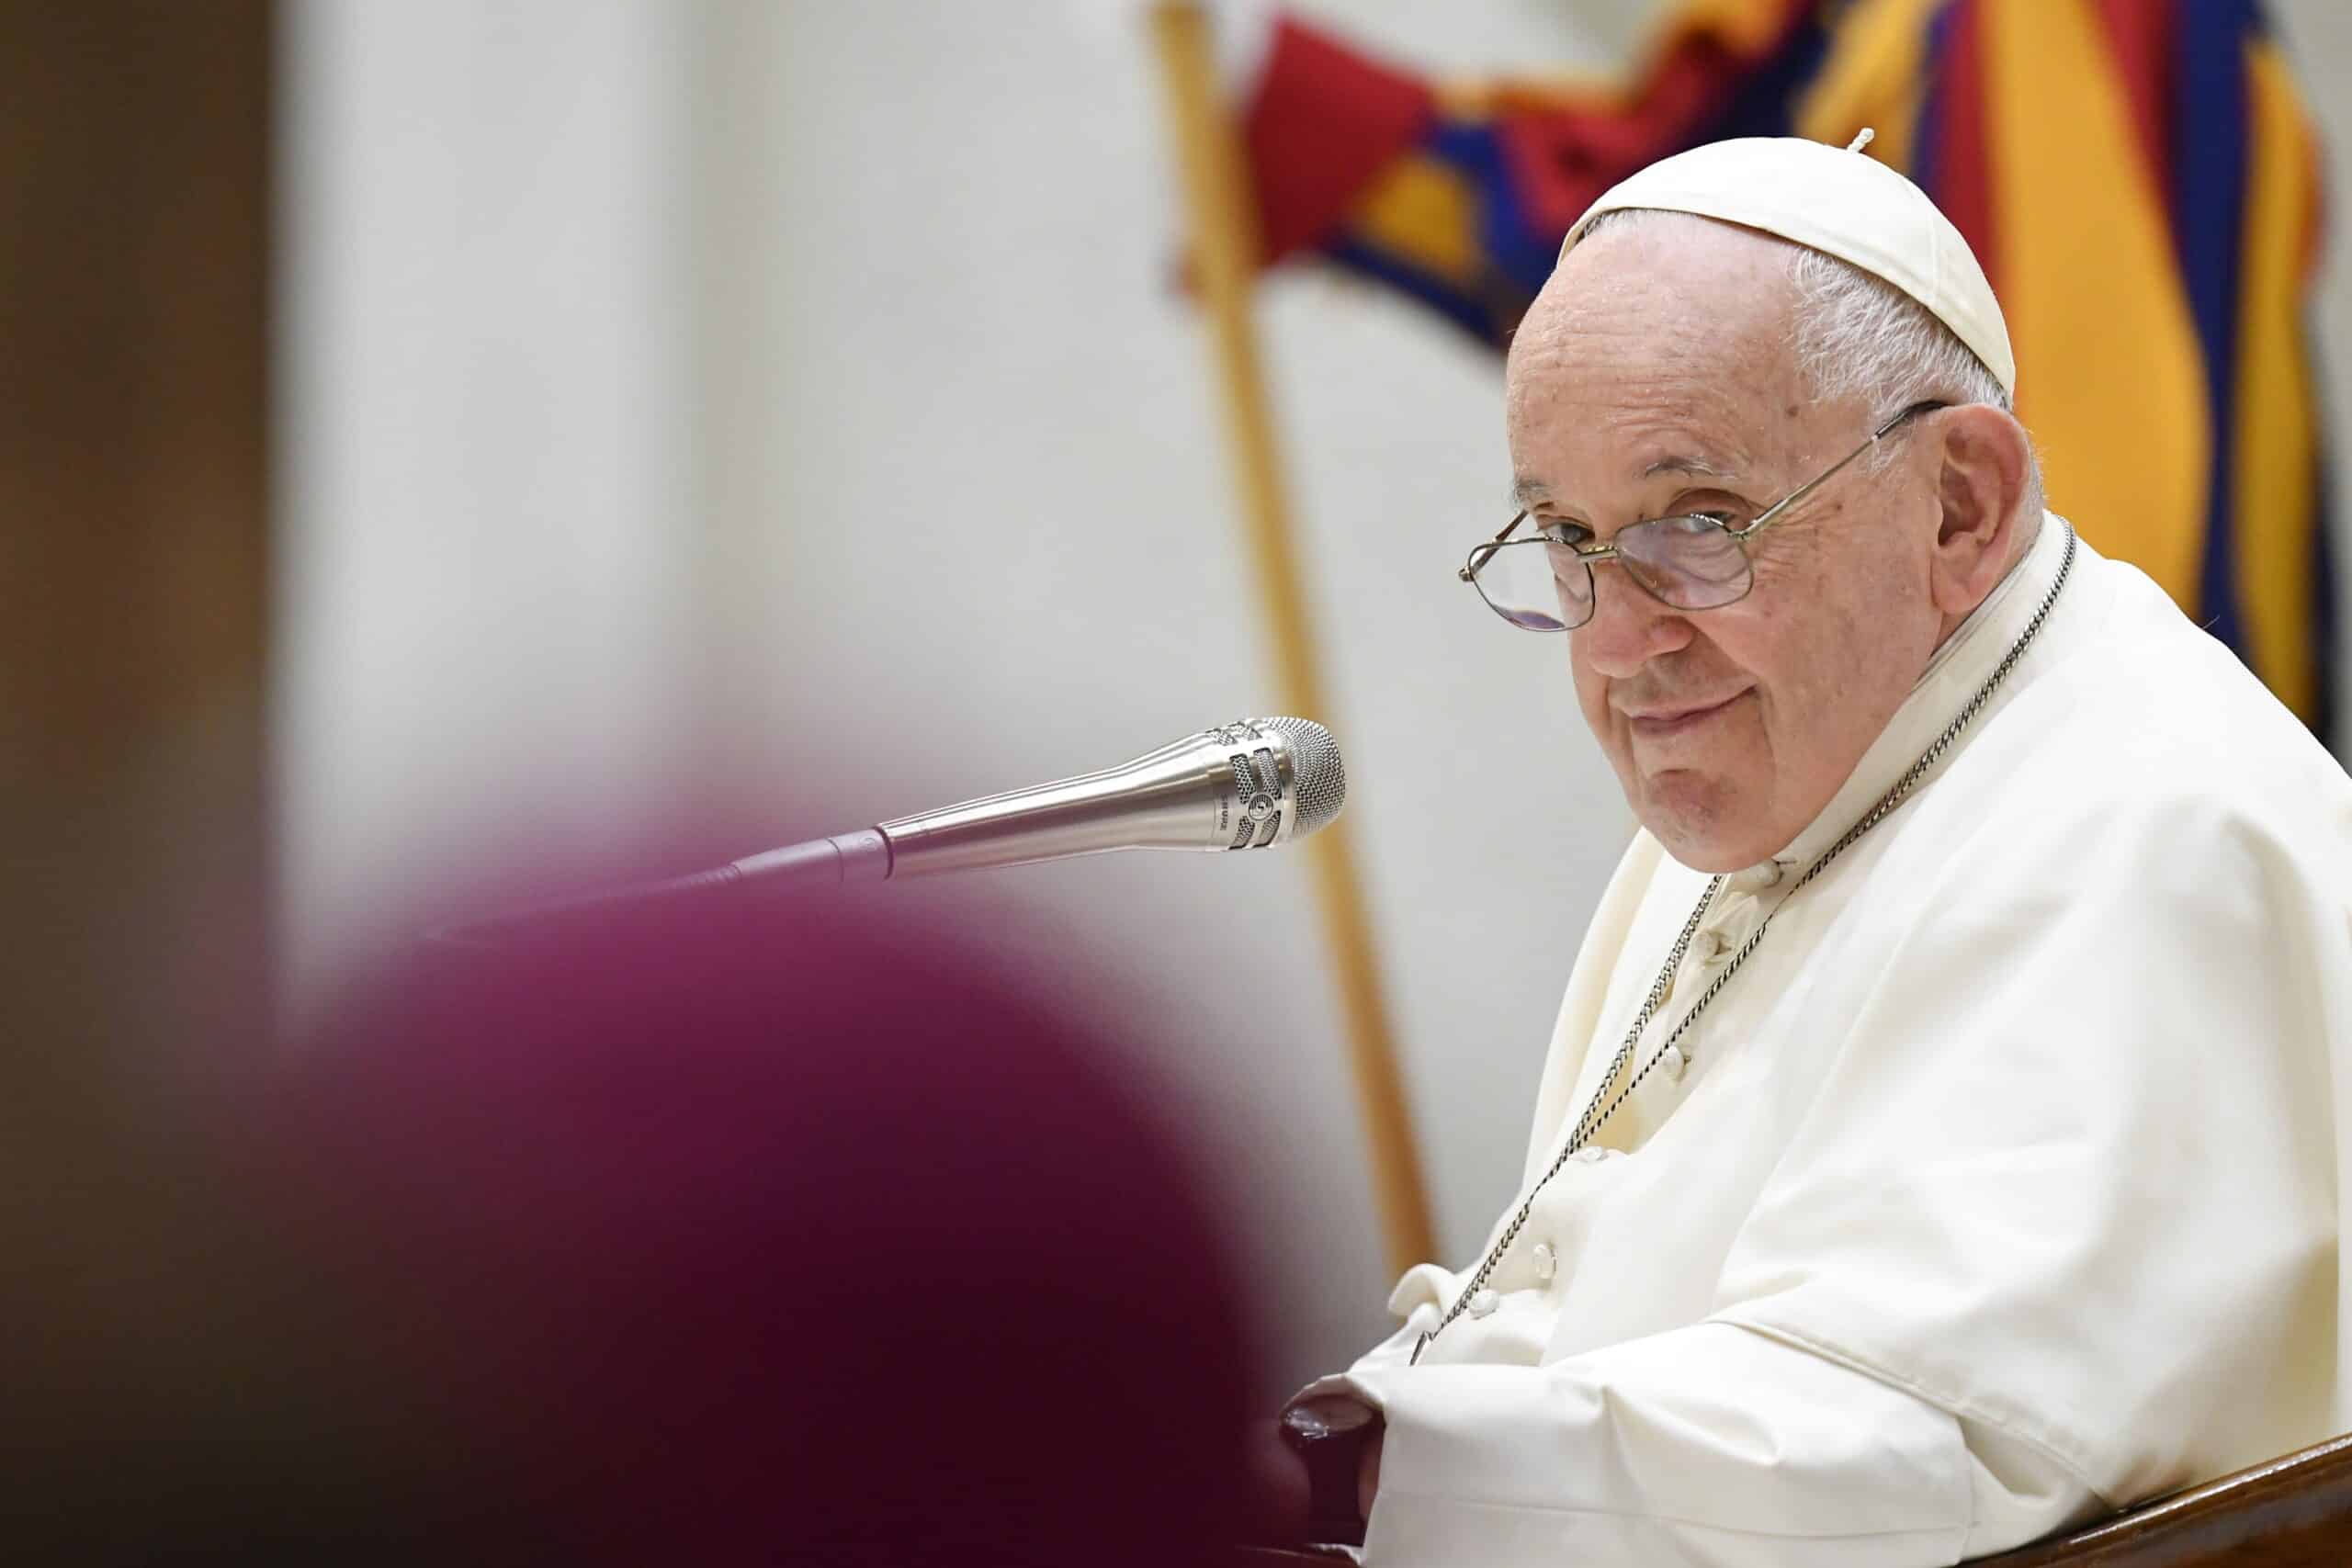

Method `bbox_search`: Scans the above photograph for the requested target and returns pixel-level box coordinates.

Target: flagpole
[1148,0,1435,1280]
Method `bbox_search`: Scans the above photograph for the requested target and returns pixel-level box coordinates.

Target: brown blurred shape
[0,0,277,1540]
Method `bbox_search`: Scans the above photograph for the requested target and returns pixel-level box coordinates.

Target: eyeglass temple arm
[1459,511,1532,581]
[1736,400,1945,542]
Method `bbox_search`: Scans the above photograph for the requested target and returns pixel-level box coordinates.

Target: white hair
[1575,208,2043,512]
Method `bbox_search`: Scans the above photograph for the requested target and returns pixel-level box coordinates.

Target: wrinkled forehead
[1510,215,1804,378]
[1505,219,1813,479]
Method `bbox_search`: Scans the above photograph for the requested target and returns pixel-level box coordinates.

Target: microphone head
[1255,716,1346,841]
[879,716,1352,876]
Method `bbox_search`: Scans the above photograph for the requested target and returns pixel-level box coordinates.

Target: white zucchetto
[1561,135,2017,398]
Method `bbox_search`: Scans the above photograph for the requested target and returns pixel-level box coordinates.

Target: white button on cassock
[1467,1288,1499,1318]
[1531,1242,1557,1282]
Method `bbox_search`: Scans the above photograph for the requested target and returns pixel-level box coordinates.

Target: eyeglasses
[1458,400,1946,633]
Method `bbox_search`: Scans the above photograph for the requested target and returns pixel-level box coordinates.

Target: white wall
[278,0,2352,1394]
[688,0,1641,1385]
[276,0,697,1006]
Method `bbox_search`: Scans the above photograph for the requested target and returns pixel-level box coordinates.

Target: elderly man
[1263,136,2352,1564]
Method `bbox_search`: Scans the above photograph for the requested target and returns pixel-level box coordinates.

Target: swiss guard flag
[1233,0,2337,741]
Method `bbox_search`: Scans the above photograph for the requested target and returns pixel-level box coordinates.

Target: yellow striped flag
[1240,0,2336,736]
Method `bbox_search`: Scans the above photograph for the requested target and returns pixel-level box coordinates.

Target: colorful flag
[1240,0,2336,737]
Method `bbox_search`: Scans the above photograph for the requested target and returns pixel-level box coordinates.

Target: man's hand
[1240,1396,1385,1545]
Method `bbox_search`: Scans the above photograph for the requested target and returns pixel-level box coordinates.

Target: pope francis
[1262,136,2352,1565]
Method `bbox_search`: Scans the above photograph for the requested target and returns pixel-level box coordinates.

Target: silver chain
[1412,524,2077,1364]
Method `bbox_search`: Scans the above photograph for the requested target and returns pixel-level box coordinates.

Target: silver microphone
[733,716,1346,886]
[430,720,1345,948]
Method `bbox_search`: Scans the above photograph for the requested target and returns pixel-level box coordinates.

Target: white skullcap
[1560,135,2016,398]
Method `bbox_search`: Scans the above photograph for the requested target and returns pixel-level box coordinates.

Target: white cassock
[1296,514,2352,1565]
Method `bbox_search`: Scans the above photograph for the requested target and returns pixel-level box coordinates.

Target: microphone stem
[425,830,892,951]
[729,829,892,887]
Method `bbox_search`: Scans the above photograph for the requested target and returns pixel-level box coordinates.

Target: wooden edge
[1970,1432,2352,1566]
[1229,1435,2352,1567]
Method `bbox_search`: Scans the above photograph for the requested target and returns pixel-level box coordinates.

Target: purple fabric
[262,881,1258,1562]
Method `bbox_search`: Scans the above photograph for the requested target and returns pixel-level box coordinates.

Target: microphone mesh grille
[1262,716,1346,840]
[1227,756,1259,850]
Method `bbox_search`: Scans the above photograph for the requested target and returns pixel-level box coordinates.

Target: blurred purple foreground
[33,866,1261,1562]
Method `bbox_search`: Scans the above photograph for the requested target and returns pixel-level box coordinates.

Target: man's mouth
[1623,691,1747,739]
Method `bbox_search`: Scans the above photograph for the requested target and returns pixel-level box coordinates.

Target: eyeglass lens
[1473,515,1755,631]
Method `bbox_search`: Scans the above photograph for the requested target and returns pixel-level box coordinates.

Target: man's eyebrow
[1641,452,1736,479]
[1513,455,1737,508]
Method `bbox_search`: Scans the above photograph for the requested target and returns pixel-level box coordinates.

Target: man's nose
[1573,566,1694,677]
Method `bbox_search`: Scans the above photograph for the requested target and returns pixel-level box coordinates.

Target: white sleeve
[1305,1321,2101,1567]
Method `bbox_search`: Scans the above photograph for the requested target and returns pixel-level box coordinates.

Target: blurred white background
[274,0,2352,1391]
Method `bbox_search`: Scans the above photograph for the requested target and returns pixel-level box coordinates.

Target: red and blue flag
[1240,0,2335,736]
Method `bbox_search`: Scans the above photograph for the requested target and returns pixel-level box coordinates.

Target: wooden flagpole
[1147,1,1436,1279]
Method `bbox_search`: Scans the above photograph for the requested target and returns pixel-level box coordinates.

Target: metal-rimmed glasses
[1459,400,1947,632]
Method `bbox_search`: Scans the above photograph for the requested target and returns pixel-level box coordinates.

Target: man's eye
[1541,522,1594,547]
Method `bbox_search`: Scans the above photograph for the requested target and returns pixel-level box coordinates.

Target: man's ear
[1929,405,2032,618]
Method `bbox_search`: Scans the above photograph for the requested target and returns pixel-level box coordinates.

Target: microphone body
[876,715,1340,877]
[729,716,1341,888]
[432,719,1342,947]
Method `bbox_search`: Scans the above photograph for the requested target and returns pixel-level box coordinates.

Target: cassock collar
[1755,511,2069,878]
